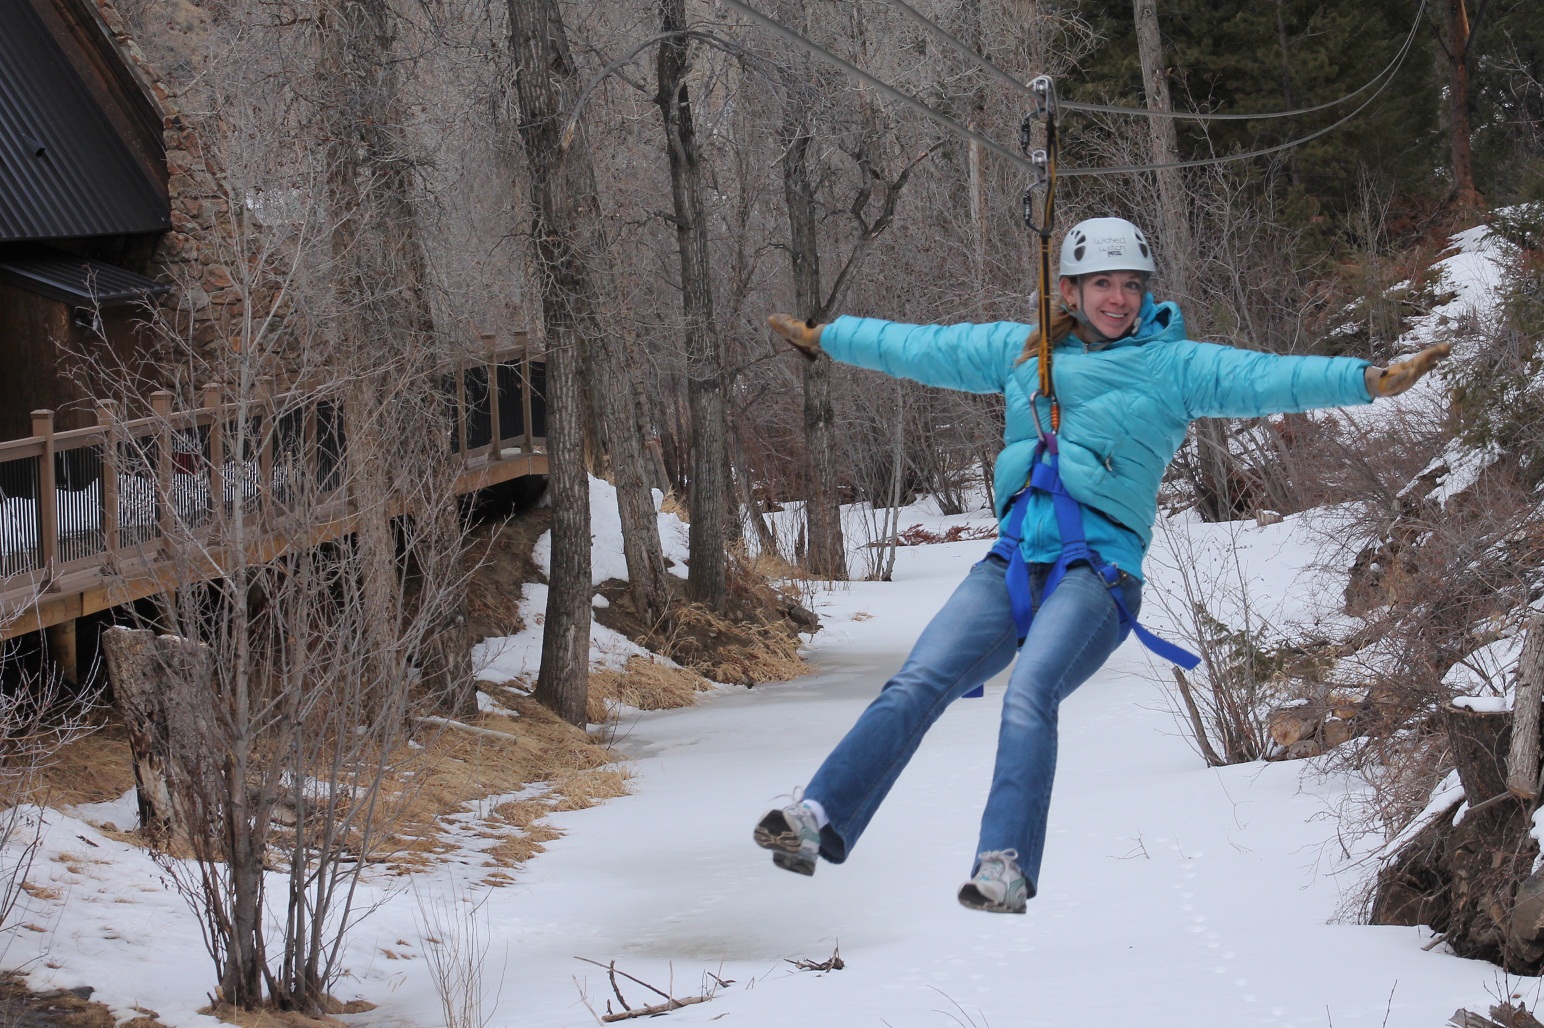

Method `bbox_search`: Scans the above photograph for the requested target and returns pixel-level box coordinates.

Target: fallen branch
[1449,1001,1544,1027]
[600,995,711,1022]
[574,956,718,1022]
[416,715,525,744]
[1172,667,1227,768]
[786,945,844,972]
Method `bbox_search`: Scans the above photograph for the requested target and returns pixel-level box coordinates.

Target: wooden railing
[0,343,546,638]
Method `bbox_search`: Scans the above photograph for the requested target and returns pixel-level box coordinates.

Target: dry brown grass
[29,723,135,811]
[372,695,629,872]
[657,490,688,519]
[585,655,713,722]
[741,547,806,584]
[39,690,629,878]
[549,766,630,812]
[463,517,547,641]
[664,604,809,686]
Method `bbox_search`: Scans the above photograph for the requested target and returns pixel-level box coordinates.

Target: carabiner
[1021,150,1051,231]
[1028,75,1056,119]
[1028,389,1048,444]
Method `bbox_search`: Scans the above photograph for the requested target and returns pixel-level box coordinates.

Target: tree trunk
[1444,0,1484,211]
[1133,0,1236,521]
[592,342,672,630]
[506,0,594,726]
[878,381,904,582]
[316,0,437,730]
[657,0,730,611]
[1133,0,1192,304]
[1507,621,1544,800]
[778,63,847,580]
[506,5,670,646]
[101,626,177,832]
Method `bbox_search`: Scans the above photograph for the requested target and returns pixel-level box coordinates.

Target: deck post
[44,618,77,685]
[258,377,275,524]
[454,358,469,457]
[96,401,120,558]
[521,346,535,453]
[204,384,224,521]
[32,410,57,583]
[303,394,319,504]
[483,333,503,461]
[150,391,174,551]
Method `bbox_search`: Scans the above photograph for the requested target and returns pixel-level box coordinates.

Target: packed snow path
[369,534,1523,1028]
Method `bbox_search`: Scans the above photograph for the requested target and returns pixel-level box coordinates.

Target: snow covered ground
[3,206,1531,1018]
[3,492,1538,1027]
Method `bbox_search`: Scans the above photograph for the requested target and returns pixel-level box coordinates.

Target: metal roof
[0,250,171,305]
[0,0,170,241]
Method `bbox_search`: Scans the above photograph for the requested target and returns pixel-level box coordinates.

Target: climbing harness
[963,79,1198,698]
[984,426,1202,671]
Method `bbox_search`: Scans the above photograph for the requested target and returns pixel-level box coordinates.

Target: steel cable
[722,0,1427,178]
[878,0,1428,124]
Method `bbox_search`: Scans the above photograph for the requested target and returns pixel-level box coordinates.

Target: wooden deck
[0,345,547,641]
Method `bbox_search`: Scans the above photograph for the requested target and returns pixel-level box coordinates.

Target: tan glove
[1365,341,1451,397]
[768,313,825,361]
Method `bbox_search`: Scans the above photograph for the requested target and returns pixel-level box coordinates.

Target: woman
[753,216,1448,914]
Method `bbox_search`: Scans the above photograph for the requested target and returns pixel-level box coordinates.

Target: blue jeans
[804,556,1141,896]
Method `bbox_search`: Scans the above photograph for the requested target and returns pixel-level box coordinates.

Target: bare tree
[1132,0,1241,522]
[505,0,596,726]
[656,0,732,611]
[766,0,935,579]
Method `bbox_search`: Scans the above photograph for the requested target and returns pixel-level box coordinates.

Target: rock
[1509,869,1544,952]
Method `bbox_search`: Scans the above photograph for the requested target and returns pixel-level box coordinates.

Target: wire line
[722,0,1425,178]
[720,0,1041,173]
[878,0,1428,124]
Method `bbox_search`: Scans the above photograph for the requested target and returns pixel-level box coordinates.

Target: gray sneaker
[957,849,1029,913]
[754,801,821,876]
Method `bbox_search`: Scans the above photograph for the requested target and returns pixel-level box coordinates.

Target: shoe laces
[975,849,1022,879]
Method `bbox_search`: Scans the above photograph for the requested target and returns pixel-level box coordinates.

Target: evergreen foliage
[1449,204,1544,483]
[1064,0,1439,233]
[1471,0,1544,203]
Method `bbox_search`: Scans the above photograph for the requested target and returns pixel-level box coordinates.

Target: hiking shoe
[754,801,821,876]
[957,849,1029,913]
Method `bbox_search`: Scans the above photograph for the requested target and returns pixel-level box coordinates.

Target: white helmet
[1059,217,1155,277]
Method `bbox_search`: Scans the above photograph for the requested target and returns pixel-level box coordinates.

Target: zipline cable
[878,0,1428,124]
[720,0,1038,172]
[721,0,1424,178]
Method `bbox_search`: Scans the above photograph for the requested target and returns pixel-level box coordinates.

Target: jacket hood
[1063,294,1186,352]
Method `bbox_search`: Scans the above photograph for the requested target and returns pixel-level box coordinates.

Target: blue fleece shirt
[820,297,1373,580]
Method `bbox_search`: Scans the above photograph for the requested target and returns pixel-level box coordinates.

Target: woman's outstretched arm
[1166,339,1451,419]
[768,313,1028,395]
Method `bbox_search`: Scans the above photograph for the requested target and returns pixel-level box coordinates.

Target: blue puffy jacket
[820,296,1373,579]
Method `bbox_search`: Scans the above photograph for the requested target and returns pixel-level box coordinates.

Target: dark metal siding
[0,250,171,305]
[0,0,170,241]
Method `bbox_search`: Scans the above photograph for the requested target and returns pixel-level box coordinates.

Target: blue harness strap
[964,434,1199,698]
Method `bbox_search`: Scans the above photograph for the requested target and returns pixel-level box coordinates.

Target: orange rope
[1034,86,1060,429]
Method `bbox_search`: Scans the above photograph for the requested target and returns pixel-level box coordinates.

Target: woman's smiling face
[1059,271,1145,341]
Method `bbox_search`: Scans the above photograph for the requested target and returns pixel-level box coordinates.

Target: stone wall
[91,0,289,363]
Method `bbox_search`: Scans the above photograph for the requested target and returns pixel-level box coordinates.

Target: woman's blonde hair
[1015,305,1077,365]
